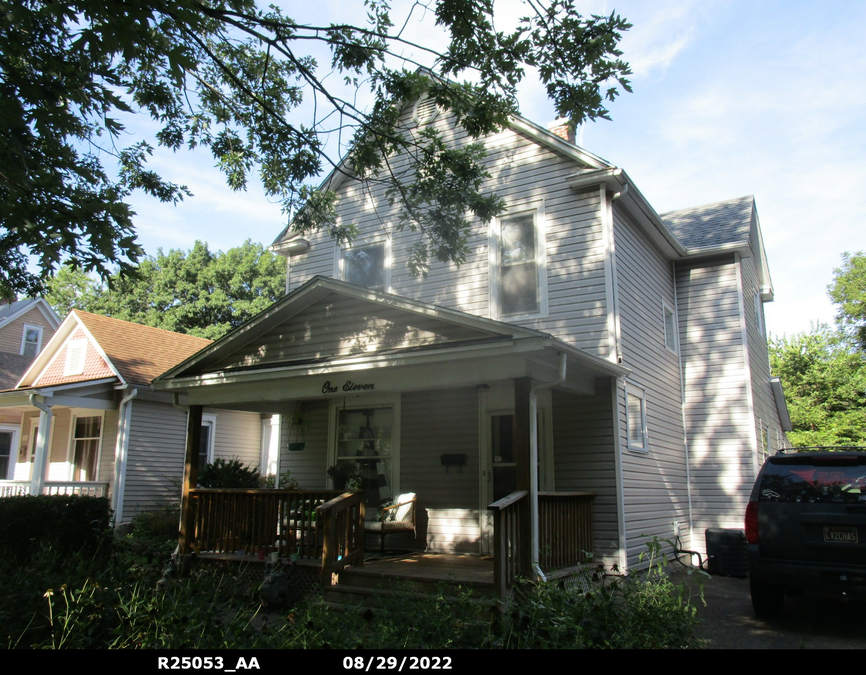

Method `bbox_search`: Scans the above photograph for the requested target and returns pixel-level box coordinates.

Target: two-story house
[0,297,61,481]
[154,104,790,570]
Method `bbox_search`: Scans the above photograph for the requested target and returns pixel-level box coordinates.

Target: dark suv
[746,448,866,617]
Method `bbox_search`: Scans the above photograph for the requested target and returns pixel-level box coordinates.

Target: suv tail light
[745,500,759,544]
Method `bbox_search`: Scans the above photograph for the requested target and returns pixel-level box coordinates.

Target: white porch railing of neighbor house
[0,481,109,498]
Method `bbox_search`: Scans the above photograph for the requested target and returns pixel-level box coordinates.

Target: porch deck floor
[349,552,495,586]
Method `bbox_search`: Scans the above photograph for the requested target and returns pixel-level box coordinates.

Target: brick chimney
[547,118,575,144]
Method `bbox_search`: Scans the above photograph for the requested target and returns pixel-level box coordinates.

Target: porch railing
[317,491,366,586]
[489,490,528,599]
[489,490,596,598]
[187,489,342,557]
[538,492,595,571]
[0,481,109,498]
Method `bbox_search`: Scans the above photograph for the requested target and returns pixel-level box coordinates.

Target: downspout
[530,351,567,581]
[28,394,52,496]
[112,388,138,524]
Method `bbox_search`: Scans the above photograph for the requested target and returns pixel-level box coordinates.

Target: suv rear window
[758,456,866,504]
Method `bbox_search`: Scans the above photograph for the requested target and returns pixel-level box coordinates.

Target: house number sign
[321,380,375,395]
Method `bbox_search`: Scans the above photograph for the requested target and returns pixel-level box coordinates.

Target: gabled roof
[0,353,34,390]
[0,298,61,330]
[661,195,755,251]
[155,275,628,386]
[17,311,212,388]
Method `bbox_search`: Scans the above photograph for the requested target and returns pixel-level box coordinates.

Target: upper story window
[491,205,547,319]
[754,292,765,336]
[20,325,43,358]
[341,241,389,292]
[663,301,678,353]
[626,384,648,453]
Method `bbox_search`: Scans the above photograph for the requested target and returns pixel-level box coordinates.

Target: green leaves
[828,251,866,351]
[2,0,632,297]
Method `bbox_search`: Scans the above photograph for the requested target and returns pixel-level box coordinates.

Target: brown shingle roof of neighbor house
[72,310,212,386]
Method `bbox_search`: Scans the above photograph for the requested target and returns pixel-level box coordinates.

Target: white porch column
[28,395,53,496]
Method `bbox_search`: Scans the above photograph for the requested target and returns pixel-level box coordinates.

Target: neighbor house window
[626,385,648,453]
[663,301,678,353]
[493,206,546,318]
[198,415,217,474]
[71,415,101,481]
[64,339,86,376]
[20,325,43,358]
[341,242,388,291]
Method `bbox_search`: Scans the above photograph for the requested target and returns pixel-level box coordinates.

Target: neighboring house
[0,310,274,523]
[153,106,790,569]
[0,298,61,481]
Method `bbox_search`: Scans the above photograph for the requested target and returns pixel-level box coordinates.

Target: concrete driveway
[670,568,866,649]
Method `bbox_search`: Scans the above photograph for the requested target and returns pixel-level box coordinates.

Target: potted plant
[287,407,311,452]
[327,462,360,491]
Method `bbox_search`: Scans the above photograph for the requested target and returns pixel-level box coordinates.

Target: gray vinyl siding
[676,258,754,549]
[279,399,329,489]
[207,408,261,469]
[612,206,689,565]
[98,410,118,494]
[740,256,785,459]
[124,399,188,520]
[552,380,619,565]
[286,111,610,356]
[401,387,479,553]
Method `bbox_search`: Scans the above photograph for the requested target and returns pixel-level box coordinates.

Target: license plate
[823,526,858,543]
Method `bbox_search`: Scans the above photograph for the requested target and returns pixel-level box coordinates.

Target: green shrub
[198,458,260,488]
[0,495,111,561]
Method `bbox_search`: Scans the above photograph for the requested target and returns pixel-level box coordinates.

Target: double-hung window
[341,241,389,292]
[21,325,43,358]
[71,415,102,481]
[626,385,648,453]
[492,205,547,319]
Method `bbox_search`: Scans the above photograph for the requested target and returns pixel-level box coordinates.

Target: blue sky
[124,1,866,339]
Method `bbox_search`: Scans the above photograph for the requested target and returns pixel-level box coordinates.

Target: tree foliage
[45,239,286,339]
[769,326,866,447]
[1,0,632,298]
[828,251,866,351]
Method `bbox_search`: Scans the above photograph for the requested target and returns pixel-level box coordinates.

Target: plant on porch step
[198,458,261,489]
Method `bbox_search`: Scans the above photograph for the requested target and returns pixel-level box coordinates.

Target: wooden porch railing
[317,491,365,587]
[0,481,109,498]
[538,492,595,571]
[187,489,341,557]
[489,490,596,598]
[489,490,528,599]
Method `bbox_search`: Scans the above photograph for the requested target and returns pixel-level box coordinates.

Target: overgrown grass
[0,515,704,649]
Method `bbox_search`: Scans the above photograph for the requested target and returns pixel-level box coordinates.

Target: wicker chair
[364,492,417,553]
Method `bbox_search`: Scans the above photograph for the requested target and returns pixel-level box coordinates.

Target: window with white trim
[71,415,101,481]
[492,206,547,319]
[341,241,389,292]
[64,339,87,376]
[198,414,217,474]
[21,325,43,358]
[663,301,677,353]
[754,292,765,336]
[626,385,648,453]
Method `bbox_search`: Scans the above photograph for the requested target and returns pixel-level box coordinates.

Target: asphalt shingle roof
[0,353,34,390]
[0,298,38,324]
[661,195,754,251]
[72,311,212,385]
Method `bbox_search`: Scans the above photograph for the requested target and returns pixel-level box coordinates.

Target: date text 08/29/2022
[156,656,455,672]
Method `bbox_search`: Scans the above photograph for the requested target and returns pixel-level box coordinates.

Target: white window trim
[335,237,392,293]
[326,392,401,497]
[662,299,678,354]
[65,410,105,482]
[489,200,548,320]
[625,383,649,454]
[64,339,87,376]
[201,413,217,466]
[0,423,20,481]
[20,324,43,356]
[754,292,765,336]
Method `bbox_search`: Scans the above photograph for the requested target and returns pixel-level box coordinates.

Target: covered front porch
[155,277,629,597]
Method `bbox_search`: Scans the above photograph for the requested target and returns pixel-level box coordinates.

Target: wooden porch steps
[324,553,498,610]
